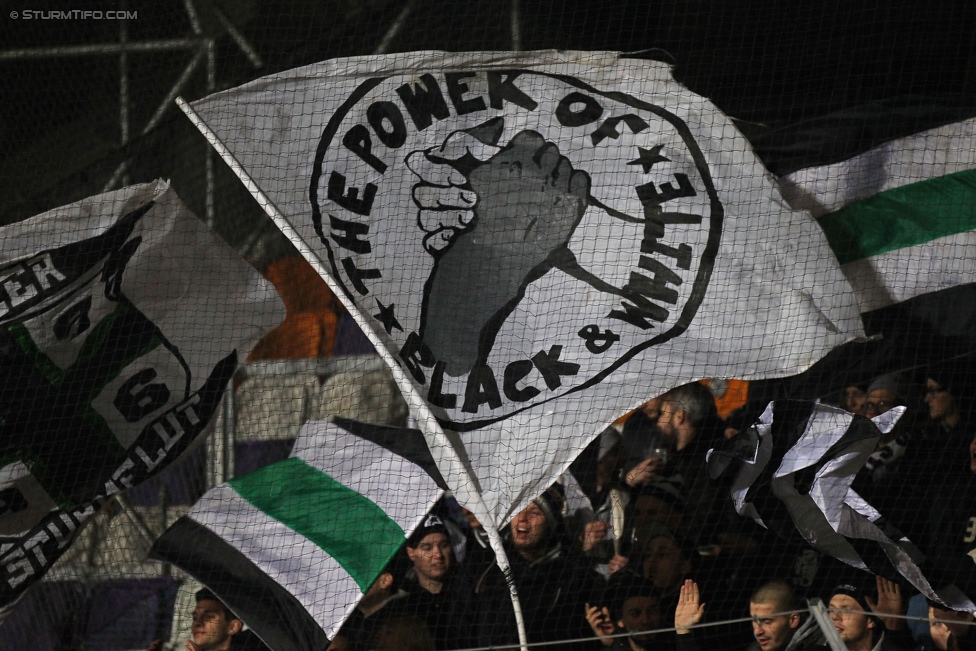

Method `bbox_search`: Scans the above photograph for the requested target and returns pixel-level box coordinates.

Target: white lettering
[28,253,66,290]
[2,272,38,309]
[135,446,167,473]
[105,458,136,494]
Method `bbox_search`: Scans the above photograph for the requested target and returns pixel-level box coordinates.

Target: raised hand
[675,579,705,635]
[585,603,616,647]
[625,456,664,488]
[607,554,629,574]
[866,576,905,631]
[406,125,501,255]
[582,520,610,552]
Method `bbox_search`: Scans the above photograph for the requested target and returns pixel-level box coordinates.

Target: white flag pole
[176,96,530,651]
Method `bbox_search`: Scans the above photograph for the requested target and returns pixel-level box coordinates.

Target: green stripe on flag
[817,168,976,265]
[228,457,405,591]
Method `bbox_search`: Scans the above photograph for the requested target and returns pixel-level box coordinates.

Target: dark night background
[1,0,975,393]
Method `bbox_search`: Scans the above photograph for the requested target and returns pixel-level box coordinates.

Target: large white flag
[0,180,284,616]
[185,50,862,524]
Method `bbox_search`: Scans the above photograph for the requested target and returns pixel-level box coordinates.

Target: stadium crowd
[167,369,976,651]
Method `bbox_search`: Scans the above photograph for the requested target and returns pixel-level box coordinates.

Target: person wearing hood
[475,485,600,651]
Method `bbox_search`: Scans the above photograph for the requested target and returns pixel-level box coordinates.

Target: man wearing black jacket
[383,515,475,651]
[476,486,600,650]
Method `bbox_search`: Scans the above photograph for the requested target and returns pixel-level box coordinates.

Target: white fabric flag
[187,50,862,524]
[780,117,976,312]
[0,180,284,616]
[711,400,973,611]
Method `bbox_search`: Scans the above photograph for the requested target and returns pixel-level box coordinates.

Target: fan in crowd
[312,373,976,651]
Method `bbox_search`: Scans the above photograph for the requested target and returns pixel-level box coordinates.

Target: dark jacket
[381,568,477,651]
[475,542,601,651]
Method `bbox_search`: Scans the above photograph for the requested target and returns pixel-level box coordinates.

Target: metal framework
[0,0,262,229]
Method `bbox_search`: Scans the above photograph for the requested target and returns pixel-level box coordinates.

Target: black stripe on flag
[150,516,329,651]
[332,417,447,489]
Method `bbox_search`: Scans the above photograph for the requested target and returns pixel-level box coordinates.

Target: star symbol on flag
[374,300,402,334]
[627,145,670,173]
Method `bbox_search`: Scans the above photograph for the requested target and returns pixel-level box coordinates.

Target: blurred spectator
[853,372,917,512]
[587,572,672,651]
[639,525,696,618]
[862,374,909,419]
[886,366,974,562]
[147,589,268,651]
[331,559,406,651]
[369,616,434,651]
[625,477,686,547]
[928,602,976,651]
[844,385,868,416]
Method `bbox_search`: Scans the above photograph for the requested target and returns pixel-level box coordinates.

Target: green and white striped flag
[781,117,976,313]
[150,418,444,651]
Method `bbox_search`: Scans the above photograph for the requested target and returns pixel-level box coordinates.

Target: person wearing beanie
[852,371,924,529]
[624,477,687,547]
[330,556,409,651]
[827,577,913,651]
[475,485,600,651]
[639,524,696,621]
[383,514,475,651]
[863,374,908,419]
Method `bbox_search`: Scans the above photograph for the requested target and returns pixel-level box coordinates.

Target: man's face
[406,532,452,583]
[655,401,681,441]
[510,502,548,553]
[829,595,874,647]
[191,599,240,651]
[924,379,956,422]
[618,595,662,648]
[863,389,898,418]
[750,602,799,651]
[844,386,867,416]
[641,536,687,591]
